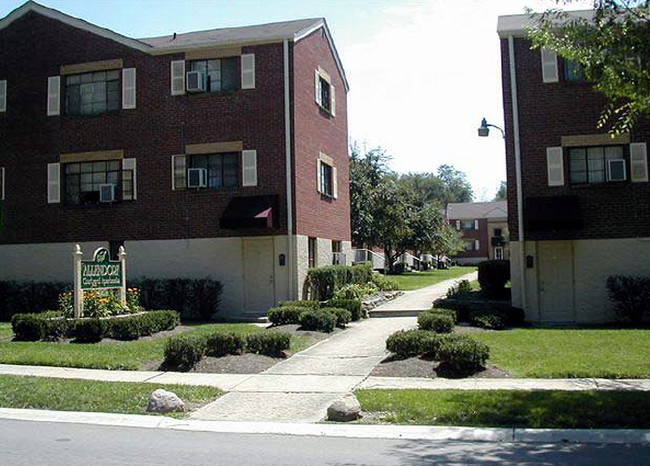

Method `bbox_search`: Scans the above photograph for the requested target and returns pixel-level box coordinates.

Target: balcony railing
[352,249,386,270]
[491,236,506,247]
[332,252,347,265]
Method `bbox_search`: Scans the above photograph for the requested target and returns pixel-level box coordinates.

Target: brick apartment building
[498,11,650,323]
[446,201,509,265]
[0,2,351,317]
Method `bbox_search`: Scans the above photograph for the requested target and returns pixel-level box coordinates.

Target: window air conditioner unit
[99,184,116,203]
[187,168,207,188]
[186,71,205,92]
[607,159,627,182]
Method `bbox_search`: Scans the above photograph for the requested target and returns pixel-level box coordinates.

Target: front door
[537,241,574,323]
[243,238,275,315]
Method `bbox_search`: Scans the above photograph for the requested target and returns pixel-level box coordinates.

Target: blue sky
[0,0,593,200]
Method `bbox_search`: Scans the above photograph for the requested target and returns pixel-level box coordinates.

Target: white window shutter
[171,155,186,190]
[47,163,60,203]
[474,240,480,250]
[630,143,648,182]
[0,167,5,200]
[541,48,558,83]
[315,70,322,106]
[122,158,137,199]
[242,150,257,187]
[171,60,185,95]
[332,166,338,198]
[330,85,336,116]
[47,76,60,116]
[546,147,565,186]
[241,54,255,90]
[455,220,460,229]
[316,159,322,193]
[122,68,136,109]
[0,80,6,113]
[474,219,479,230]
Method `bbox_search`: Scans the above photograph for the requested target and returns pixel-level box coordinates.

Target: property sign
[80,248,122,289]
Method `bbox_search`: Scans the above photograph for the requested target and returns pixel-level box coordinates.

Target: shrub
[437,335,490,376]
[300,309,337,332]
[478,260,510,298]
[0,281,69,321]
[471,311,506,330]
[108,316,143,340]
[40,315,69,341]
[278,300,320,310]
[426,308,457,323]
[305,263,373,300]
[386,330,441,358]
[322,307,352,327]
[268,306,305,326]
[371,273,400,291]
[446,279,472,299]
[206,332,246,357]
[606,275,650,323]
[332,283,378,300]
[326,299,363,321]
[418,312,454,333]
[131,277,223,321]
[163,334,207,371]
[245,332,291,357]
[11,313,46,341]
[146,310,181,333]
[71,318,107,343]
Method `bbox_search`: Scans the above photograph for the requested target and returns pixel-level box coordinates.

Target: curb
[0,408,648,444]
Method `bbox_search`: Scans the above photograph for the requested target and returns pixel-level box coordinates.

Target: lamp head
[478,118,489,137]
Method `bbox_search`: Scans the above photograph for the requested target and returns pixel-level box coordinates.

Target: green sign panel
[81,248,122,290]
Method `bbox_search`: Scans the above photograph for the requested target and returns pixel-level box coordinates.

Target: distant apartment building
[446,201,509,265]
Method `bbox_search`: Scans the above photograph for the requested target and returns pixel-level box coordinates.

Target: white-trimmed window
[317,156,337,199]
[315,68,336,116]
[569,145,626,184]
[464,240,479,252]
[494,247,504,260]
[188,58,238,93]
[460,220,476,230]
[172,153,242,190]
[65,70,120,116]
[63,159,134,204]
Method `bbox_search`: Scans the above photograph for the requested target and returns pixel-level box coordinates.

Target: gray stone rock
[327,394,361,422]
[147,389,185,413]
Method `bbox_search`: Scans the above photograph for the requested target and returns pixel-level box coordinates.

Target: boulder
[327,394,361,422]
[146,389,185,413]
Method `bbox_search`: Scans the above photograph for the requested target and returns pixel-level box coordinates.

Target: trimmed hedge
[246,332,291,357]
[164,333,207,371]
[471,311,506,330]
[322,307,352,328]
[268,306,305,326]
[478,260,510,298]
[326,299,364,321]
[386,330,441,358]
[437,335,490,376]
[0,281,69,321]
[300,309,337,333]
[206,332,246,357]
[10,310,180,342]
[418,312,454,333]
[305,263,373,301]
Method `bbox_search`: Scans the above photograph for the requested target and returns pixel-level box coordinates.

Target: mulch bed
[371,325,510,379]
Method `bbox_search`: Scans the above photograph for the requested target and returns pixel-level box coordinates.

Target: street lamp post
[477,118,505,139]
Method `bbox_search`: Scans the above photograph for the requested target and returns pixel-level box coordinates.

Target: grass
[472,327,650,378]
[389,266,477,291]
[0,322,316,370]
[356,389,650,428]
[0,375,220,418]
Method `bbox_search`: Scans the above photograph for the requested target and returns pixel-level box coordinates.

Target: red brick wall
[448,219,489,258]
[292,29,351,241]
[0,12,289,244]
[501,37,650,242]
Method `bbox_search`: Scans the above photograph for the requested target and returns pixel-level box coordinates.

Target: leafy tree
[493,181,507,201]
[527,1,650,134]
[436,165,474,203]
[431,222,465,268]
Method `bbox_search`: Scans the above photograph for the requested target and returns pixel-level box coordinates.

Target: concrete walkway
[370,271,478,315]
[189,316,416,422]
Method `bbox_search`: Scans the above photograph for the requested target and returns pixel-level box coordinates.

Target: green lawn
[0,375,220,418]
[389,266,477,291]
[472,328,650,378]
[356,389,650,428]
[0,322,314,370]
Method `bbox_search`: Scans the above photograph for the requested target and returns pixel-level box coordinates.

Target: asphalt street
[1,419,649,465]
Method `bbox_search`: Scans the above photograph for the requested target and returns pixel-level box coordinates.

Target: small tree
[431,223,465,268]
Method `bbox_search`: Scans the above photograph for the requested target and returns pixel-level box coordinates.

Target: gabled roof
[446,201,508,220]
[0,1,349,90]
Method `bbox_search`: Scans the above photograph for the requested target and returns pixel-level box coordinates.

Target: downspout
[508,35,527,313]
[283,39,295,298]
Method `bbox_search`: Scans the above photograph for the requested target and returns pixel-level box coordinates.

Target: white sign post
[118,245,127,306]
[73,244,83,318]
